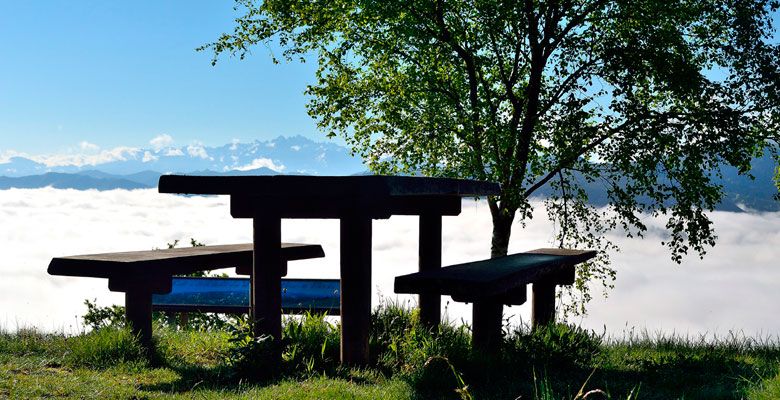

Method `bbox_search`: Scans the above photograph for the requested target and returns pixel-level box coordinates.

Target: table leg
[339,215,372,365]
[418,214,442,329]
[252,214,283,361]
[125,289,153,353]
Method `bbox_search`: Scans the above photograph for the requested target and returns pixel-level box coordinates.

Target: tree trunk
[476,201,516,351]
[490,205,515,258]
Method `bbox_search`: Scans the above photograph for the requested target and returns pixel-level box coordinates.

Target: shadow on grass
[137,363,243,394]
[465,337,780,400]
[135,349,769,400]
[143,318,780,400]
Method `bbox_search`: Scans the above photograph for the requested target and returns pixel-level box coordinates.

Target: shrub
[82,299,126,330]
[399,324,473,397]
[221,315,279,381]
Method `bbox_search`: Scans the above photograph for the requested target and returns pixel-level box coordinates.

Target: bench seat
[395,248,594,301]
[394,248,596,349]
[48,242,324,278]
[47,242,325,350]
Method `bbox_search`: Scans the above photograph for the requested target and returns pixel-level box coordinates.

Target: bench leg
[125,290,153,353]
[179,312,189,329]
[340,215,372,366]
[252,214,283,363]
[472,300,503,351]
[418,214,441,330]
[532,283,556,329]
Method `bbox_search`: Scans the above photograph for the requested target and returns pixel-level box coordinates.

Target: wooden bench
[47,243,325,349]
[152,276,340,320]
[394,248,596,350]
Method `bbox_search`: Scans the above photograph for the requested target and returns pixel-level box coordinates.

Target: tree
[202,0,780,309]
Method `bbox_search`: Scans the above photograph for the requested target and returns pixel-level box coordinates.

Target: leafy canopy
[203,0,780,309]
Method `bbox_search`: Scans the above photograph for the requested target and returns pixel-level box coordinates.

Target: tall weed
[64,326,146,369]
[0,327,67,357]
[508,323,603,368]
[281,312,340,374]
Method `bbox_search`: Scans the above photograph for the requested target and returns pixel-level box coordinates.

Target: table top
[158,175,500,219]
[158,174,500,197]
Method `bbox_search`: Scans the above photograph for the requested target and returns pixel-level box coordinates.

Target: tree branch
[507,0,544,200]
[523,119,630,198]
[545,0,610,58]
[434,0,488,179]
[538,57,600,118]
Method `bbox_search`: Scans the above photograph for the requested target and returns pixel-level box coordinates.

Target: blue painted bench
[152,276,340,318]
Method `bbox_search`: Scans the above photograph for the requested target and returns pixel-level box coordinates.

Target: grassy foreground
[2,305,780,399]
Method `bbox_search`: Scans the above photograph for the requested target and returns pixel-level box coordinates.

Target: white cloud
[79,141,100,152]
[149,134,174,151]
[233,158,285,172]
[165,148,184,157]
[186,144,210,159]
[2,189,780,339]
[30,147,141,167]
[0,150,24,164]
[315,152,326,163]
[291,145,301,151]
[142,151,158,163]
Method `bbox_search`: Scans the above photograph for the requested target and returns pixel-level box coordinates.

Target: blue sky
[1,2,777,160]
[0,1,319,156]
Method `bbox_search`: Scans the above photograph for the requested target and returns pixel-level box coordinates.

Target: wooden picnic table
[158,174,500,365]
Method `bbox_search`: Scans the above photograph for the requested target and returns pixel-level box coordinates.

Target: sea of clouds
[1,188,779,338]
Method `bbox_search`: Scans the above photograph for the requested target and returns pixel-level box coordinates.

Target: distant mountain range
[0,135,364,178]
[0,136,777,212]
[0,168,287,191]
[0,172,150,191]
[530,152,779,213]
[0,136,366,190]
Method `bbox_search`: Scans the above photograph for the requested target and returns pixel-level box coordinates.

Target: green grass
[2,307,780,399]
[748,371,780,400]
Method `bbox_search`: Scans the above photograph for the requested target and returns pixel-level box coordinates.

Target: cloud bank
[1,188,778,338]
[149,134,174,151]
[0,146,143,167]
[232,158,286,172]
